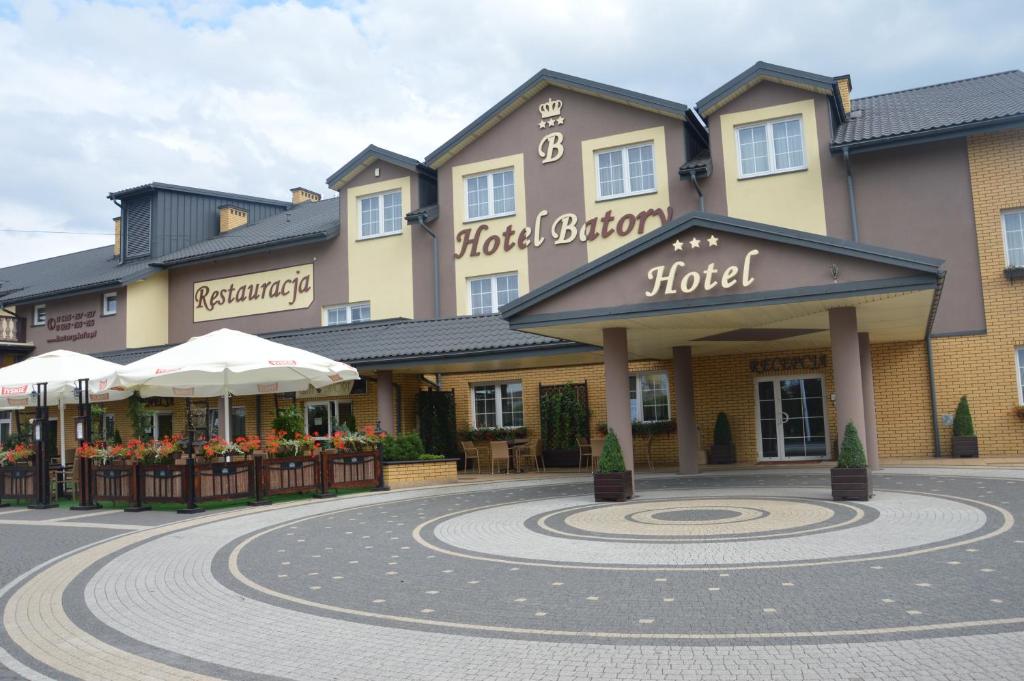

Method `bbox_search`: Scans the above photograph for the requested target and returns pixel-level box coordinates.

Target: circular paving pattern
[3,469,1024,681]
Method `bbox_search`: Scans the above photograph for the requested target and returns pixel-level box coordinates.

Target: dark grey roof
[325,145,426,189]
[834,70,1024,149]
[0,246,158,305]
[697,62,838,117]
[425,69,689,168]
[501,211,943,321]
[94,314,592,367]
[153,196,339,266]
[107,182,290,206]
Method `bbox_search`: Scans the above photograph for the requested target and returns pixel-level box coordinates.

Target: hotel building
[2,62,1023,471]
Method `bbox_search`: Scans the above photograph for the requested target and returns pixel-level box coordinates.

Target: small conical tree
[598,428,626,473]
[713,412,732,446]
[953,396,976,437]
[837,421,867,469]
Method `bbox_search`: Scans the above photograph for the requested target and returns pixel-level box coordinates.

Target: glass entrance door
[756,377,828,459]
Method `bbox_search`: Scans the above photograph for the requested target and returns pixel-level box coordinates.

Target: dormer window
[736,116,805,178]
[359,190,402,239]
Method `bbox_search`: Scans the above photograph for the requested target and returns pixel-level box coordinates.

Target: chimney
[835,75,853,114]
[218,204,249,233]
[291,187,321,204]
[113,216,121,257]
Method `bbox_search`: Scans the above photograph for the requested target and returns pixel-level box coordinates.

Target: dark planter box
[594,471,633,502]
[831,467,873,501]
[707,443,736,465]
[542,448,579,468]
[951,435,979,458]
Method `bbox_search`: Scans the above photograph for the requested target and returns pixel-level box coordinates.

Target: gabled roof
[696,62,841,118]
[424,69,690,169]
[325,145,427,189]
[833,70,1024,150]
[501,211,943,321]
[0,246,158,306]
[153,196,340,266]
[0,197,340,304]
[94,314,594,368]
[107,181,290,207]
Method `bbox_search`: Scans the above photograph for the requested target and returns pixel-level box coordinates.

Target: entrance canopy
[501,212,944,357]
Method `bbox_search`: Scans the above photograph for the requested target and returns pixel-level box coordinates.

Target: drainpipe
[411,211,440,319]
[843,147,860,242]
[925,334,943,457]
[687,170,704,212]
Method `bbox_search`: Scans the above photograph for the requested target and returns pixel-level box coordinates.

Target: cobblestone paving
[3,469,1024,680]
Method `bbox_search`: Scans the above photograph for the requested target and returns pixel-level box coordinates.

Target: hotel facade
[2,61,1023,471]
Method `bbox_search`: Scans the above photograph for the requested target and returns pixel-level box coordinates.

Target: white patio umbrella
[0,349,132,463]
[102,328,359,442]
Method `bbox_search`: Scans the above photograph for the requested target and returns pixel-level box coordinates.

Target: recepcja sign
[193,264,314,322]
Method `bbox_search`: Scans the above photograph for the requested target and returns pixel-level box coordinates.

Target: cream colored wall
[582,126,671,260]
[346,176,414,319]
[125,270,168,348]
[720,99,827,234]
[451,153,530,315]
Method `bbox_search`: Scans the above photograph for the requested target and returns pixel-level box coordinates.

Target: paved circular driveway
[3,468,1024,680]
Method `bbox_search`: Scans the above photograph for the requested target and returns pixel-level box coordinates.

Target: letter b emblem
[538,132,564,164]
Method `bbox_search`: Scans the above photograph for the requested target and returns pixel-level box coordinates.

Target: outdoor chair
[638,433,655,470]
[591,437,606,468]
[489,440,511,475]
[577,437,593,471]
[460,441,482,473]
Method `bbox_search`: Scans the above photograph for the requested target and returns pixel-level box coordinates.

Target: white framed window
[595,142,656,200]
[1002,210,1024,268]
[471,381,524,429]
[1016,347,1024,405]
[322,303,371,326]
[32,304,46,327]
[735,116,806,178]
[629,372,670,422]
[305,400,356,439]
[467,272,518,315]
[102,292,118,316]
[464,168,515,221]
[359,190,402,239]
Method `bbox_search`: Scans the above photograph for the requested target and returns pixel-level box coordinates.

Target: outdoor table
[508,439,534,473]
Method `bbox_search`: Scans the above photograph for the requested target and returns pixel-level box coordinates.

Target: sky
[0,0,1022,267]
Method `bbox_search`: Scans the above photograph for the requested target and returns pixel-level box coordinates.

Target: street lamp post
[28,382,56,509]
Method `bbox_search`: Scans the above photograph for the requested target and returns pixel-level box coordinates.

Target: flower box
[830,467,872,501]
[593,471,633,502]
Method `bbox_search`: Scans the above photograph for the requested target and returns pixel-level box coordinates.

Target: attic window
[735,116,806,178]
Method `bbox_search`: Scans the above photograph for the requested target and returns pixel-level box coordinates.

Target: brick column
[376,370,395,434]
[858,332,880,470]
[672,345,700,475]
[602,328,635,489]
[829,308,867,455]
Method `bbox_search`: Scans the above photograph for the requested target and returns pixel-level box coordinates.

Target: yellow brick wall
[383,459,458,488]
[870,341,935,457]
[926,128,1024,456]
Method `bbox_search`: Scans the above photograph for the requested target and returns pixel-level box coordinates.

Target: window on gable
[736,116,805,178]
[596,142,656,200]
[323,303,371,326]
[359,190,402,239]
[629,372,670,422]
[468,273,518,315]
[465,169,515,221]
[1003,210,1024,268]
[472,381,523,429]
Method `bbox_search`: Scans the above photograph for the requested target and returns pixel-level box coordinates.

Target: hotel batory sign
[192,264,314,322]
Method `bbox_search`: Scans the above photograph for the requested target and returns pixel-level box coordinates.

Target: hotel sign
[644,232,758,297]
[193,264,314,322]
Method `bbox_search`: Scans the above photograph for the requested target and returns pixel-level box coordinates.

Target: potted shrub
[831,421,872,500]
[593,428,633,502]
[951,396,979,458]
[707,412,736,464]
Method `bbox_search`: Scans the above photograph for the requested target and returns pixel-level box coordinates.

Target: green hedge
[380,432,445,462]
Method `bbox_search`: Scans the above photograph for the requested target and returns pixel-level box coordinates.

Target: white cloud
[0,0,1022,266]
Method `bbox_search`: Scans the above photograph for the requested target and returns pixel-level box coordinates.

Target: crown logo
[538,98,563,119]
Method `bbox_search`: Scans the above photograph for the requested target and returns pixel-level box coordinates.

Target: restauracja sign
[193,264,314,322]
[454,205,673,259]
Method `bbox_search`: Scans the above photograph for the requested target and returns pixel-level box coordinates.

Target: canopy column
[672,345,700,475]
[602,328,635,492]
[377,370,395,434]
[829,307,867,460]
